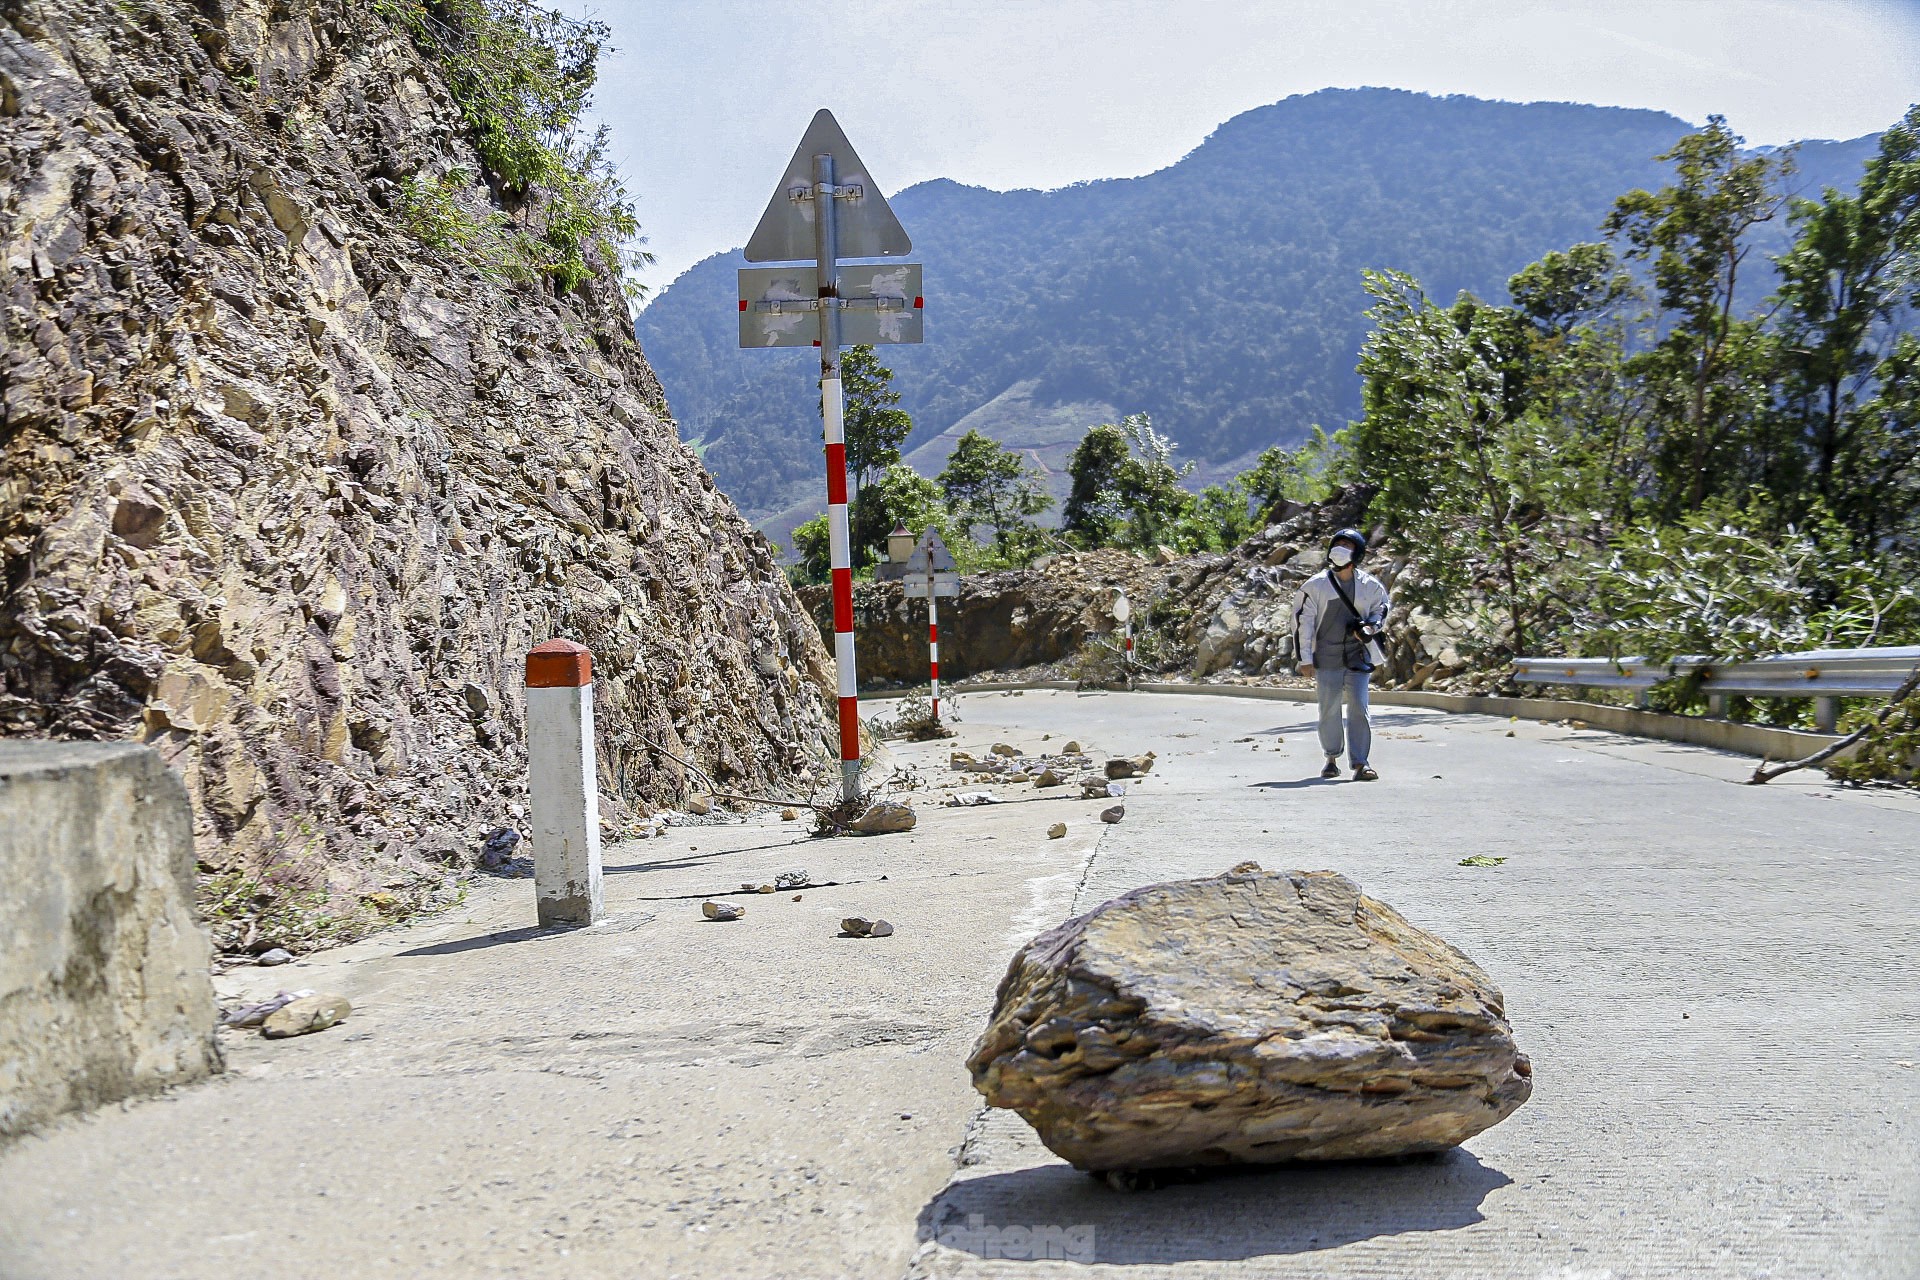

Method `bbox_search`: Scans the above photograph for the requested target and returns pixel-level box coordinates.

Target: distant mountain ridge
[638,88,1882,523]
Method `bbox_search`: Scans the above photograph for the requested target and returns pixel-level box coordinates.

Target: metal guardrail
[1513,645,1920,733]
[1513,646,1920,697]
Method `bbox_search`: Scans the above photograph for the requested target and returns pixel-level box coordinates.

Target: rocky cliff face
[0,0,835,921]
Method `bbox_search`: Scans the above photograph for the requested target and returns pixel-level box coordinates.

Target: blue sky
[560,0,1920,300]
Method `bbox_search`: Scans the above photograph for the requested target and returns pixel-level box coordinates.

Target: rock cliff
[0,0,835,929]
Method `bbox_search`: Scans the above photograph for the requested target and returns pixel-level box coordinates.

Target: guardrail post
[1706,694,1727,719]
[525,639,603,928]
[1814,697,1838,734]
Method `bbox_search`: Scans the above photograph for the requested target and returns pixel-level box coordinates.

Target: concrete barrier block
[0,743,220,1140]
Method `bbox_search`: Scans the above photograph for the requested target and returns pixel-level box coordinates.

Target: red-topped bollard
[525,639,603,927]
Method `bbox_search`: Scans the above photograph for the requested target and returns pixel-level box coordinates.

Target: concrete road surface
[2,690,1915,1279]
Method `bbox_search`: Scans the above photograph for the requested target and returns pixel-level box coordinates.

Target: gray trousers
[1316,667,1372,765]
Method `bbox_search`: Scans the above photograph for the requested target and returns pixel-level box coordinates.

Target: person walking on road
[1293,528,1390,781]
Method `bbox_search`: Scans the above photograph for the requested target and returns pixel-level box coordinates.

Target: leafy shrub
[377,0,651,295]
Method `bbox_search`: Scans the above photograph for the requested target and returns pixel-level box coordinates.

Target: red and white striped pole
[928,570,941,722]
[815,149,862,803]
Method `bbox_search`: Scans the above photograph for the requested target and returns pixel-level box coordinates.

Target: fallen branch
[1747,664,1920,784]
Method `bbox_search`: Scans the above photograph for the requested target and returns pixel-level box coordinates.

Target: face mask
[1329,545,1354,567]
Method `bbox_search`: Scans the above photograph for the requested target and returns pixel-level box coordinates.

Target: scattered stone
[1048,823,1068,839]
[1081,778,1125,800]
[781,807,799,821]
[1100,804,1125,824]
[254,947,294,967]
[1034,768,1064,788]
[841,916,873,937]
[1105,755,1155,779]
[758,884,776,893]
[793,894,803,902]
[262,993,352,1039]
[685,795,712,816]
[775,869,810,890]
[967,868,1532,1172]
[950,751,977,769]
[479,826,523,870]
[870,919,895,938]
[1063,741,1082,754]
[1005,772,1031,783]
[991,743,1020,757]
[850,800,917,834]
[702,901,746,921]
[221,989,312,1028]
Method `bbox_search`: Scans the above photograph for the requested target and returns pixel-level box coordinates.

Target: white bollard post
[525,638,603,928]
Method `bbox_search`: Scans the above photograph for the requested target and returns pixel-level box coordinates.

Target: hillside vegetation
[639,88,1878,519]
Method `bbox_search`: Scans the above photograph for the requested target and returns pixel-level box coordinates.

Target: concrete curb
[946,679,1840,763]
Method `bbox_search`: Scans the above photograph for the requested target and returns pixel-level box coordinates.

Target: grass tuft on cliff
[377,0,651,294]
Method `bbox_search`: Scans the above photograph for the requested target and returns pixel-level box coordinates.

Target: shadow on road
[917,1148,1511,1264]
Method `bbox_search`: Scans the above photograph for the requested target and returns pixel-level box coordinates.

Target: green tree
[1603,117,1796,514]
[1507,242,1635,335]
[839,346,914,497]
[1772,105,1920,548]
[788,514,830,586]
[850,464,955,569]
[937,430,1051,557]
[1237,427,1349,522]
[1351,271,1599,657]
[1062,414,1197,551]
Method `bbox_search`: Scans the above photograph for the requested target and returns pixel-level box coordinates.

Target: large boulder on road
[966,867,1531,1173]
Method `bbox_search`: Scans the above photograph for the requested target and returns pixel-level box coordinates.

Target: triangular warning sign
[744,109,912,263]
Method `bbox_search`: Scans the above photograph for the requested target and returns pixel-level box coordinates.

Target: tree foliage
[937,430,1051,555]
[839,346,915,497]
[1345,112,1920,769]
[1062,415,1196,552]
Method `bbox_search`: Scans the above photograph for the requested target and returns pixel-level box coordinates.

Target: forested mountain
[638,88,1880,520]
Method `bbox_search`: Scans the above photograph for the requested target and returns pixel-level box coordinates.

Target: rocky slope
[0,0,835,931]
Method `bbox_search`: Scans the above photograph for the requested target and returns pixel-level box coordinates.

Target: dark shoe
[1320,758,1341,779]
[1353,763,1379,782]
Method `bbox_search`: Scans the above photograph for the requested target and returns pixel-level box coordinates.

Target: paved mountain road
[1,690,1913,1279]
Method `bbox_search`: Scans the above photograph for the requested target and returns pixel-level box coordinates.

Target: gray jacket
[1293,568,1390,669]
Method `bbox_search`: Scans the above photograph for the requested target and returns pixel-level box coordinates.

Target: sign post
[902,529,959,722]
[740,110,920,805]
[1112,588,1133,668]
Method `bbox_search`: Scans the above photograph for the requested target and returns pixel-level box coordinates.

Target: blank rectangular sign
[738,264,924,348]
